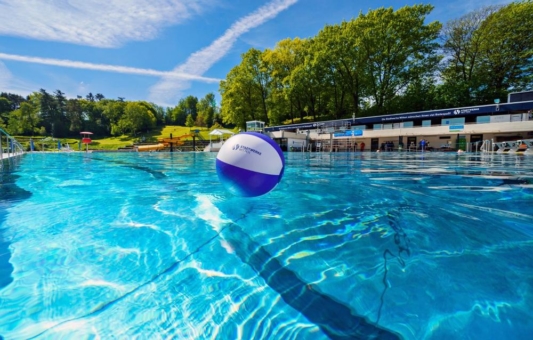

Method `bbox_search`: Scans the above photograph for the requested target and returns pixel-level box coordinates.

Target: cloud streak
[0,53,221,83]
[0,0,212,48]
[149,0,298,105]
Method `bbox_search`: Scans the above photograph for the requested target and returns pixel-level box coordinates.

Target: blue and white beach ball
[216,132,285,197]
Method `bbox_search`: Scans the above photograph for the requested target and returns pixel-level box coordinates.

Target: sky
[0,0,513,108]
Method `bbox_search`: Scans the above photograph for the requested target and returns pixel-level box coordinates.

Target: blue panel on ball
[216,159,281,197]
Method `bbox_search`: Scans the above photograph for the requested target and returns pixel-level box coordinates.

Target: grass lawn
[16,125,239,151]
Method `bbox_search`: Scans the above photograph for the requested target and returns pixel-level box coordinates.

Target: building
[264,92,533,152]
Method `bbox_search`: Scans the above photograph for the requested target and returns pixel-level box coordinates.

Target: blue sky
[0,0,512,107]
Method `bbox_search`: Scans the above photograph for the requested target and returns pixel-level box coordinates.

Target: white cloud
[148,0,298,106]
[0,53,221,83]
[0,0,212,48]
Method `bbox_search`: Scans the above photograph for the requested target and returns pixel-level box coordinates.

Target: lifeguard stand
[246,121,265,133]
[80,131,93,152]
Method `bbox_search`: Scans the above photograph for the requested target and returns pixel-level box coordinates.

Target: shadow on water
[88,155,168,179]
[222,223,401,340]
[0,172,32,290]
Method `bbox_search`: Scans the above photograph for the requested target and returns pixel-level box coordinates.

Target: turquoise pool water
[1,151,532,339]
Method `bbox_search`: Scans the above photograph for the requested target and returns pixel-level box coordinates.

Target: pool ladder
[0,127,25,171]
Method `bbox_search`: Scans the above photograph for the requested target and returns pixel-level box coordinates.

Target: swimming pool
[1,151,532,339]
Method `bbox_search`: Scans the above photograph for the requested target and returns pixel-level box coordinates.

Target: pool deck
[0,152,24,160]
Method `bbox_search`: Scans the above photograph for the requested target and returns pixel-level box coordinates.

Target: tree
[263,38,305,124]
[38,89,56,135]
[0,97,11,115]
[100,99,126,135]
[81,99,107,135]
[185,114,194,128]
[0,97,11,127]
[118,102,156,135]
[439,6,501,106]
[356,5,442,115]
[53,90,68,137]
[476,0,533,99]
[7,101,40,135]
[0,92,25,111]
[66,98,84,134]
[439,2,533,106]
[169,95,198,125]
[220,49,271,129]
[314,22,364,119]
[196,93,216,128]
[149,102,167,126]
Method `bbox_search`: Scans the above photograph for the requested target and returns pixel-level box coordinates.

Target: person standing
[360,142,365,152]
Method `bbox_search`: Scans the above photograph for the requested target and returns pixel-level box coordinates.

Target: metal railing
[0,128,25,171]
[478,138,533,154]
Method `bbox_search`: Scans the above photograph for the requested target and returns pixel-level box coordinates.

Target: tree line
[220,2,533,128]
[1,2,532,137]
[0,90,220,138]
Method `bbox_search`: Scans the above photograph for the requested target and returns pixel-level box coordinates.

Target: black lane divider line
[377,210,410,325]
[223,223,401,340]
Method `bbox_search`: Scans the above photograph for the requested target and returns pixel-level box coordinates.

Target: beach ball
[216,132,285,197]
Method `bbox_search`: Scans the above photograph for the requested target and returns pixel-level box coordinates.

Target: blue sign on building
[449,124,464,132]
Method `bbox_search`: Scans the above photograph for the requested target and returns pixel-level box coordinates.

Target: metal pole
[170,133,173,153]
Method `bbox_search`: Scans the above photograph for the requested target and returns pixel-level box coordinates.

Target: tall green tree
[476,0,533,100]
[99,99,126,135]
[196,93,216,128]
[7,101,40,135]
[0,92,25,111]
[65,98,84,134]
[169,95,198,125]
[263,38,308,123]
[185,114,194,128]
[149,102,167,126]
[315,22,364,119]
[439,6,501,106]
[0,97,11,115]
[118,101,156,135]
[0,97,11,127]
[220,49,271,129]
[289,42,329,121]
[81,99,107,135]
[38,89,56,135]
[53,90,68,137]
[356,5,442,115]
